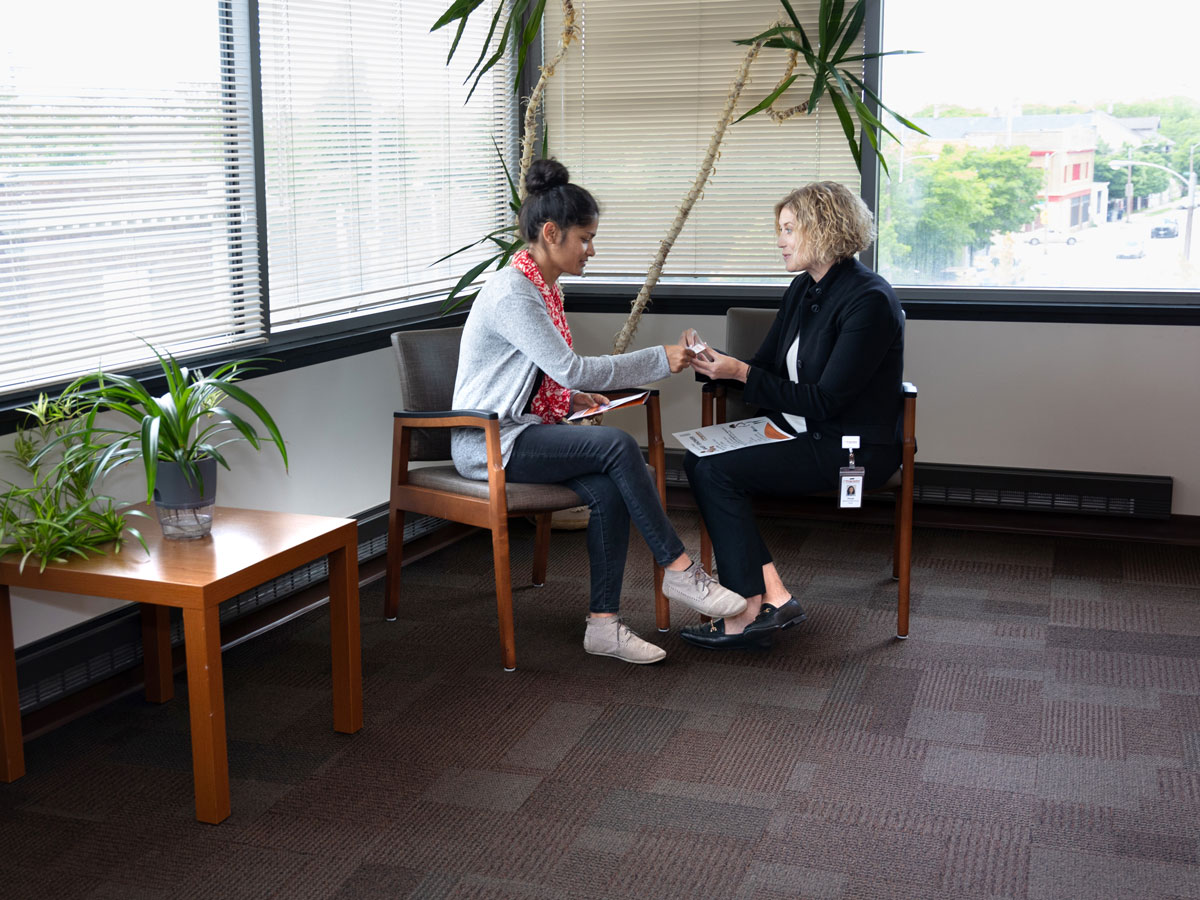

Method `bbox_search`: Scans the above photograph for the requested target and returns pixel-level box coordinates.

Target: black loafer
[679,618,773,650]
[742,598,807,638]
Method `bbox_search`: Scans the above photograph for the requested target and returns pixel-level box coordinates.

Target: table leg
[327,539,362,735]
[182,606,230,824]
[0,586,25,781]
[141,604,174,703]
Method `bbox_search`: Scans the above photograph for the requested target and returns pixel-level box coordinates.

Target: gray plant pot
[154,457,218,540]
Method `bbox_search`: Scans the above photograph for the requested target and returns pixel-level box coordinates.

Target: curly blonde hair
[775,182,875,268]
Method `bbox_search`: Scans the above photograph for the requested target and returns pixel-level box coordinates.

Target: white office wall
[4,348,403,648]
[5,314,1199,647]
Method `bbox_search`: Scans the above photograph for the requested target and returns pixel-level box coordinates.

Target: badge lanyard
[839,435,864,508]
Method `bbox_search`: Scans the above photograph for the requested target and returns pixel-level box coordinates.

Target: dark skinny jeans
[505,423,686,614]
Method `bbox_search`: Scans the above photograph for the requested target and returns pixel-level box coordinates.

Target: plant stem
[612,20,780,354]
[519,0,579,201]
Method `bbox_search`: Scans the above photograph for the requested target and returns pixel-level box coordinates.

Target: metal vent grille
[664,450,1171,521]
[16,508,446,714]
[912,463,1171,520]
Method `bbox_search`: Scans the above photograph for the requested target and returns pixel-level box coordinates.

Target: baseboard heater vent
[913,463,1172,520]
[15,507,447,715]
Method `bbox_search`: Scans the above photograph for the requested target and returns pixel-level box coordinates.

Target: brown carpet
[2,512,1199,899]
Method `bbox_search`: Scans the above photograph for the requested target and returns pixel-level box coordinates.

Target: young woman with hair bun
[451,158,746,664]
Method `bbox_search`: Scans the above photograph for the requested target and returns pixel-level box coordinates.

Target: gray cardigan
[451,266,671,480]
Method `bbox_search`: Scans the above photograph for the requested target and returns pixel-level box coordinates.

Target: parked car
[1116,238,1145,259]
[1025,228,1076,246]
[1151,218,1179,238]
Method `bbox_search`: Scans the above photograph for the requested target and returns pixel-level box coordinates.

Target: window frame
[3,0,1197,436]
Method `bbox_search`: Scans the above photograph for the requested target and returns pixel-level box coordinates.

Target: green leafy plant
[432,0,925,334]
[60,344,289,502]
[0,394,148,573]
[434,0,576,312]
[434,139,525,312]
[734,0,924,174]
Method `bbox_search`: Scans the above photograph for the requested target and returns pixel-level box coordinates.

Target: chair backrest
[390,326,463,461]
[723,308,776,422]
[725,307,776,359]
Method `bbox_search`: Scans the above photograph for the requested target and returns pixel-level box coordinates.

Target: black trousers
[684,433,900,597]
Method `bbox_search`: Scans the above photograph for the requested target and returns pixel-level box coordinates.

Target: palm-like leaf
[735,0,925,174]
[56,343,288,502]
[433,0,538,101]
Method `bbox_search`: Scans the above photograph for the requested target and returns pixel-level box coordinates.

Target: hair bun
[525,158,570,196]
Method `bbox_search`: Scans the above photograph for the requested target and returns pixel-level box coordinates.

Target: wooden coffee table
[0,506,363,824]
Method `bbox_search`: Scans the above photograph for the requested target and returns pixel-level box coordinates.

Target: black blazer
[742,257,904,454]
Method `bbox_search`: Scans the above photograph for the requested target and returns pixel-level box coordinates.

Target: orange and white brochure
[566,390,650,421]
[673,417,795,456]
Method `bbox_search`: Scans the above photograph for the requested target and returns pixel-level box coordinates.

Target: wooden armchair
[697,307,918,639]
[386,326,670,671]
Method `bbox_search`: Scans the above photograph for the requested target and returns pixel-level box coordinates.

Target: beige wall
[6,313,1199,647]
[567,312,1200,514]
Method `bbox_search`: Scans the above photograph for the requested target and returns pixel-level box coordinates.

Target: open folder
[565,390,650,421]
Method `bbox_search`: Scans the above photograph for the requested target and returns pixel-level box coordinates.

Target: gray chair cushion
[391,327,464,462]
[408,464,660,514]
[408,467,582,513]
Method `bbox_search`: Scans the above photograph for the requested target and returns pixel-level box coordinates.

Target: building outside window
[878,0,1200,294]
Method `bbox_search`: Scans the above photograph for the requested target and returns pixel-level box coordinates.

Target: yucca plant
[60,344,289,502]
[433,0,924,336]
[433,0,577,312]
[433,139,526,312]
[0,394,148,573]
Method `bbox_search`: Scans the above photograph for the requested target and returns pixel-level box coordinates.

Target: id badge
[838,466,865,508]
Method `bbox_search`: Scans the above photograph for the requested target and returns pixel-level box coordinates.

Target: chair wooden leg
[385,505,405,621]
[532,513,551,587]
[700,520,713,574]
[491,521,517,671]
[646,393,670,632]
[892,491,903,580]
[896,487,914,640]
[654,564,667,632]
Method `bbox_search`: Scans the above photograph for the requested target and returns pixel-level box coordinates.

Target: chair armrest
[393,409,498,429]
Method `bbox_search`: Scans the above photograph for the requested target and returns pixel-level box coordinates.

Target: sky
[882,0,1200,113]
[6,2,215,91]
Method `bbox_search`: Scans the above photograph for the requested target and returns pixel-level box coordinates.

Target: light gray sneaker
[583,616,667,664]
[662,563,747,618]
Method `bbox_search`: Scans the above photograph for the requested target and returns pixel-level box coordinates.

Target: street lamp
[1110,159,1196,262]
[896,152,937,183]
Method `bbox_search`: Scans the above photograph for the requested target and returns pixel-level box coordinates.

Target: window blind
[258,0,518,328]
[543,0,861,280]
[0,0,261,396]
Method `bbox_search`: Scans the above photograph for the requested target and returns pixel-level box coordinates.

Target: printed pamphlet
[673,417,795,456]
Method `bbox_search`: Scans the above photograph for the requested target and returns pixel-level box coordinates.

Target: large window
[543,0,860,283]
[258,0,517,328]
[3,0,1196,407]
[0,0,517,399]
[0,0,260,395]
[878,0,1200,295]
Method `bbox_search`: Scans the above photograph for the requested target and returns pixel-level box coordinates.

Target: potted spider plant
[63,345,289,540]
[0,394,148,572]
